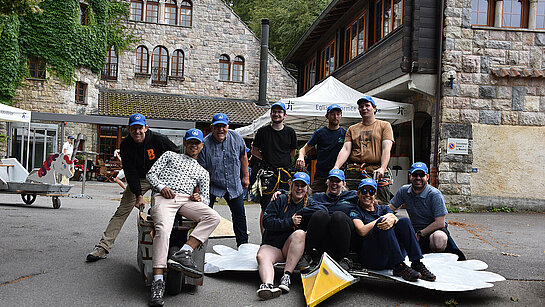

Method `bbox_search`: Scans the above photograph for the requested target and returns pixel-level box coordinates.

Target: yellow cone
[301,253,359,307]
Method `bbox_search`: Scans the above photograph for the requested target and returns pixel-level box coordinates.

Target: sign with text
[447,138,468,155]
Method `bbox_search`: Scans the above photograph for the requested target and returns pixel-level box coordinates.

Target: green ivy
[0,0,135,105]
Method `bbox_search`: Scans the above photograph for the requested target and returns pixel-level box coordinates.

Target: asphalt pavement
[1,181,544,306]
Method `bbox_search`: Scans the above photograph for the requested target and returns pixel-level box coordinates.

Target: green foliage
[230,0,331,60]
[490,206,515,213]
[0,0,134,105]
[447,206,461,213]
[0,0,43,16]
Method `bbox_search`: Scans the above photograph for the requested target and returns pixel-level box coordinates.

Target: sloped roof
[98,90,267,125]
[491,67,545,78]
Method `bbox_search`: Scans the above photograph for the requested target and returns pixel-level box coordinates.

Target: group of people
[84,95,465,306]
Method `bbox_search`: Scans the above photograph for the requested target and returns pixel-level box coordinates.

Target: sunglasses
[359,188,376,196]
[411,172,427,178]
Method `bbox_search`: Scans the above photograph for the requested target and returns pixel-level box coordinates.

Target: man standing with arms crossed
[198,113,250,246]
[296,104,346,193]
[333,96,394,204]
[252,102,297,233]
[86,113,177,261]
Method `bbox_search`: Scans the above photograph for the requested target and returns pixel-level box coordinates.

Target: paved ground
[1,181,544,306]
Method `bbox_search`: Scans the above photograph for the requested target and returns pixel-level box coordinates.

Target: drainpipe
[258,19,269,106]
[432,0,446,187]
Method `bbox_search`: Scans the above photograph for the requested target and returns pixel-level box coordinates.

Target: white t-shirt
[116,169,125,180]
[62,141,74,156]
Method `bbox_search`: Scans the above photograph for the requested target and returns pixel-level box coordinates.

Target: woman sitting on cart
[350,178,436,282]
[256,172,311,300]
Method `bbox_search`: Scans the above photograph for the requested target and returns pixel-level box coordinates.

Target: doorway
[9,123,58,170]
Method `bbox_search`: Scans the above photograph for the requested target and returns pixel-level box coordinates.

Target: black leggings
[305,210,354,261]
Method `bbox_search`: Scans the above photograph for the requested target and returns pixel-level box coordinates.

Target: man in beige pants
[146,128,220,307]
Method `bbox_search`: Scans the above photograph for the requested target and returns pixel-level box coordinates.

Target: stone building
[285,0,545,210]
[6,0,296,168]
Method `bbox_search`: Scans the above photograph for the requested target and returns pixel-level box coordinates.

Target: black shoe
[411,261,436,281]
[278,273,291,293]
[339,257,353,272]
[167,249,203,278]
[86,246,108,262]
[256,283,281,300]
[393,262,421,282]
[149,279,165,307]
[296,253,312,272]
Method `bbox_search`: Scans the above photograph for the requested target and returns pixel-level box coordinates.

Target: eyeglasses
[411,172,427,178]
[359,188,376,196]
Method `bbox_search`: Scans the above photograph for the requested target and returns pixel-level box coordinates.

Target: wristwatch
[416,230,423,239]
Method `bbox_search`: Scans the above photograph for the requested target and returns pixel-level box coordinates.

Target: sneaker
[296,253,312,272]
[393,262,421,282]
[278,273,291,293]
[148,279,165,307]
[167,248,203,278]
[256,283,281,300]
[339,257,353,272]
[411,261,436,281]
[86,246,108,262]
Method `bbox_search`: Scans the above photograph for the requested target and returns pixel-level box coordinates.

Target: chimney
[258,19,269,106]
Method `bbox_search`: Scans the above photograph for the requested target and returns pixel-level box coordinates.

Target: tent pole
[26,121,31,169]
[411,120,415,164]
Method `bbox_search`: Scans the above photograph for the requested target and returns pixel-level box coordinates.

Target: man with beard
[389,162,466,260]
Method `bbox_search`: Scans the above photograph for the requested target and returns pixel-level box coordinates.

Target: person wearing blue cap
[87,113,177,263]
[350,178,436,282]
[256,172,311,300]
[146,128,221,307]
[252,101,297,233]
[296,104,346,193]
[389,162,466,260]
[198,113,249,246]
[333,95,395,204]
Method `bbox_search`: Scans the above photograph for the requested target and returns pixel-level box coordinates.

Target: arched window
[146,0,159,23]
[180,1,193,27]
[130,0,143,21]
[103,46,118,80]
[172,49,184,77]
[152,46,168,85]
[219,54,230,81]
[471,0,494,26]
[165,0,177,25]
[537,0,545,29]
[502,0,528,28]
[136,46,149,74]
[232,56,244,82]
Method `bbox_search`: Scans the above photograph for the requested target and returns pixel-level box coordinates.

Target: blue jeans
[210,193,248,246]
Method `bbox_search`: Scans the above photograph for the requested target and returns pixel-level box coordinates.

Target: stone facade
[440,0,545,209]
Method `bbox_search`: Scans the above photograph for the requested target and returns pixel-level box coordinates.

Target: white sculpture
[26,153,74,184]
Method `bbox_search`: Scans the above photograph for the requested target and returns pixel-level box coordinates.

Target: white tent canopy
[0,103,32,168]
[236,76,414,138]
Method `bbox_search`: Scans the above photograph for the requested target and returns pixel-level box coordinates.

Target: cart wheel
[166,269,185,295]
[52,197,61,209]
[21,194,37,205]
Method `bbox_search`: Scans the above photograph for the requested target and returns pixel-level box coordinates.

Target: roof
[490,67,545,78]
[98,90,268,125]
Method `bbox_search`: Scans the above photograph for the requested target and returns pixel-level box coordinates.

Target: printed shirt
[146,151,210,205]
[390,184,448,230]
[197,130,246,199]
[345,120,394,164]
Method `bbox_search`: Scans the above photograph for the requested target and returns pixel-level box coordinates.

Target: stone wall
[440,0,545,209]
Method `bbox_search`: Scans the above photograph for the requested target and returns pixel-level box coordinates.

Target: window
[180,1,193,27]
[502,0,528,28]
[165,0,177,25]
[374,0,403,42]
[79,3,88,25]
[538,0,545,29]
[303,57,316,92]
[320,40,335,80]
[152,46,168,85]
[146,0,159,23]
[344,12,366,63]
[232,56,244,82]
[130,0,143,21]
[219,54,230,81]
[171,49,184,77]
[102,46,118,80]
[75,81,87,104]
[136,46,148,74]
[28,56,46,79]
[471,0,494,26]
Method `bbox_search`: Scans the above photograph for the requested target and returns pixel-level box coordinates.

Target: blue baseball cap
[292,172,310,185]
[212,113,229,126]
[129,113,147,126]
[410,162,429,174]
[357,96,376,107]
[327,104,342,114]
[358,178,377,190]
[67,135,74,139]
[184,128,204,142]
[328,169,345,181]
[271,101,287,112]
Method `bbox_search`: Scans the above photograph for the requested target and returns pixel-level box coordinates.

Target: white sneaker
[256,283,281,300]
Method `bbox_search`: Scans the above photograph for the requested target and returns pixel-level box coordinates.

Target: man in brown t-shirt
[333,96,394,203]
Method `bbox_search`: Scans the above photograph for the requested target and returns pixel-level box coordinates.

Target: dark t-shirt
[307,126,346,178]
[349,204,393,224]
[253,125,297,169]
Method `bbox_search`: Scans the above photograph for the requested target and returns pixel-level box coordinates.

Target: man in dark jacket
[87,113,177,262]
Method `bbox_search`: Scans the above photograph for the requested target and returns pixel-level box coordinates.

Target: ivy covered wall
[0,0,133,105]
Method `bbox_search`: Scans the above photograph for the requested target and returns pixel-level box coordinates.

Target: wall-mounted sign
[447,138,468,155]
